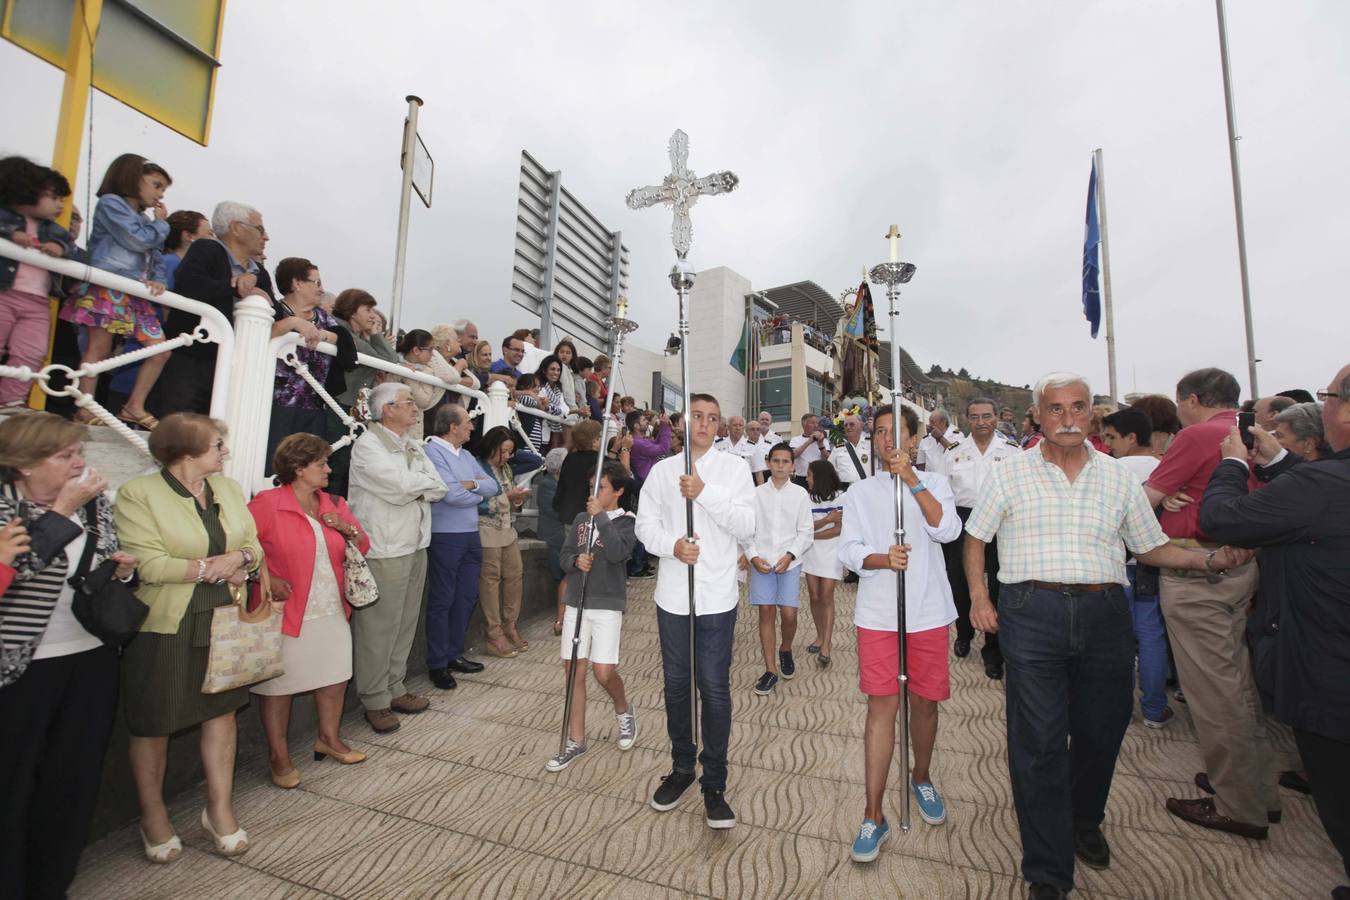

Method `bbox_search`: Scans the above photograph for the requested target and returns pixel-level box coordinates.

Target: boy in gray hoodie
[547,461,640,772]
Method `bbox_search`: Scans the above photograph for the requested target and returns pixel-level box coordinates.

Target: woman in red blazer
[248,434,371,789]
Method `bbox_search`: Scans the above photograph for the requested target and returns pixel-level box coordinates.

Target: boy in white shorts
[547,461,640,772]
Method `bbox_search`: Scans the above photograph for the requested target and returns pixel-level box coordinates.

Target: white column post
[224,295,278,495]
[484,380,512,433]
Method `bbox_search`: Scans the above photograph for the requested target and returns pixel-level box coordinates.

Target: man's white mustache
[1055,426,1084,435]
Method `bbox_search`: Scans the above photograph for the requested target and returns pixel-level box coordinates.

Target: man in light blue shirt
[424,404,499,689]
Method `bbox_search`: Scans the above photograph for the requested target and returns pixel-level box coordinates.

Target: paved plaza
[72,576,1342,898]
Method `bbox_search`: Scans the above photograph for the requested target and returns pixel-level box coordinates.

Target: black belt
[1029,580,1113,594]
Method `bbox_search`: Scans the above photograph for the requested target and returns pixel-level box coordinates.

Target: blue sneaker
[850,817,890,863]
[911,780,946,825]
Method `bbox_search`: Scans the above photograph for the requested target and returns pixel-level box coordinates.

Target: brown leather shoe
[1193,773,1282,823]
[1166,797,1268,839]
[390,693,430,714]
[365,708,400,734]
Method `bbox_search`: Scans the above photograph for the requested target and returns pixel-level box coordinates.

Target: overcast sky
[5,0,1347,401]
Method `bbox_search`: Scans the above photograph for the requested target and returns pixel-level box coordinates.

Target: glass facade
[752,366,833,419]
[753,365,791,420]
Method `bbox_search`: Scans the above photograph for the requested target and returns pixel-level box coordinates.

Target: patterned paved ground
[72,575,1342,899]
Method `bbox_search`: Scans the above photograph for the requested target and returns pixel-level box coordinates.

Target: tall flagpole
[558,299,638,756]
[1215,0,1259,398]
[870,225,917,834]
[1094,149,1118,403]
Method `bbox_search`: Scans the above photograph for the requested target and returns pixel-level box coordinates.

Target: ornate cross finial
[626,129,739,259]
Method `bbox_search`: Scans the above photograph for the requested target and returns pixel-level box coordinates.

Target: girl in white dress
[803,460,844,668]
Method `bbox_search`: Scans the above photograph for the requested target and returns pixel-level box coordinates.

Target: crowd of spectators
[1,154,1346,899]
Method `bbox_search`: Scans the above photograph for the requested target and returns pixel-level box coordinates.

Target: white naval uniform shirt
[829,437,873,485]
[916,429,963,469]
[743,439,769,477]
[931,433,1020,508]
[635,449,757,616]
[728,436,759,469]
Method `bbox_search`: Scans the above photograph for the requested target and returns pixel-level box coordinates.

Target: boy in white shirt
[635,393,756,829]
[741,442,814,696]
[838,404,962,862]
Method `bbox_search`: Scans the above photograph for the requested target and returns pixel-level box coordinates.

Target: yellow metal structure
[2,0,226,408]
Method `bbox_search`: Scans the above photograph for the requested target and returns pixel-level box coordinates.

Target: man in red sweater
[1144,367,1276,839]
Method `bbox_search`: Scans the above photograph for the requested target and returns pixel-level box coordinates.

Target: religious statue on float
[830,278,881,416]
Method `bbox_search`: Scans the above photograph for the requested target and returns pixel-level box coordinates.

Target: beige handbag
[201,569,285,694]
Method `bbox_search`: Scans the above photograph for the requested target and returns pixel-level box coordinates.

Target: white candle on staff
[888,224,899,263]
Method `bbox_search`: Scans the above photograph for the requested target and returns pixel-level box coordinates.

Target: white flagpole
[1215,0,1259,398]
[1094,148,1118,404]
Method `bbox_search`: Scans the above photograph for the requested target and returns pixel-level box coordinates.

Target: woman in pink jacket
[248,433,370,789]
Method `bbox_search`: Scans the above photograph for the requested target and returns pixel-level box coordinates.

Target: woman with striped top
[0,412,137,898]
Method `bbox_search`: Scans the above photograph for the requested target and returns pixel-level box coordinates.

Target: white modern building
[577,266,941,439]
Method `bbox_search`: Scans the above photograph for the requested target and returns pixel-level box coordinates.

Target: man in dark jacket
[157,201,274,415]
[1199,363,1350,895]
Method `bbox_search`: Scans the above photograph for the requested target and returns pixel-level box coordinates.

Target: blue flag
[1082,159,1102,338]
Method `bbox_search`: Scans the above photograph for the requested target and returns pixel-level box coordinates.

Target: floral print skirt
[60,284,164,342]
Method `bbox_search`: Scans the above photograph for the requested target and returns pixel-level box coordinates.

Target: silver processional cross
[624,129,738,753]
[625,129,739,259]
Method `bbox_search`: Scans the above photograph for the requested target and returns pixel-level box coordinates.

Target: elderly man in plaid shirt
[961,373,1253,900]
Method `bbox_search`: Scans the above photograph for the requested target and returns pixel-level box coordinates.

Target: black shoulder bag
[69,499,148,646]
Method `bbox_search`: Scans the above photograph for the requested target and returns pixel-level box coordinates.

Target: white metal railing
[0,242,578,496]
[0,241,236,456]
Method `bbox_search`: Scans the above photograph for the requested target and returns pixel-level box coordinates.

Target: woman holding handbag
[0,412,137,899]
[248,433,371,788]
[114,413,263,863]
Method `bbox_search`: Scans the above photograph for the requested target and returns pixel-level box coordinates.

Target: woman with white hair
[347,382,448,734]
[429,324,476,389]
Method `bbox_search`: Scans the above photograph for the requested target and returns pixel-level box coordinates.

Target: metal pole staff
[388,94,423,336]
[558,300,638,756]
[869,253,917,834]
[671,259,699,744]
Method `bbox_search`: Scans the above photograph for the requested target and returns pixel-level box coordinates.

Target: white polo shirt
[789,433,831,478]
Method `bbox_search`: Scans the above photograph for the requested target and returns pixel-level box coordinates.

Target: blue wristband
[908,482,928,496]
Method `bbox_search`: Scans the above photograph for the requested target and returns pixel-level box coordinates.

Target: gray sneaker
[617,706,639,751]
[545,740,587,772]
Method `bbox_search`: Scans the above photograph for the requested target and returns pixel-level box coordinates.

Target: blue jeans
[426,531,483,668]
[999,582,1135,891]
[657,606,737,791]
[1125,567,1168,721]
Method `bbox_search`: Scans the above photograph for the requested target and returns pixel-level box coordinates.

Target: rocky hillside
[926,365,1033,428]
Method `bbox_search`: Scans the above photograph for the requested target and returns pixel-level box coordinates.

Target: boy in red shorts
[839,404,962,862]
